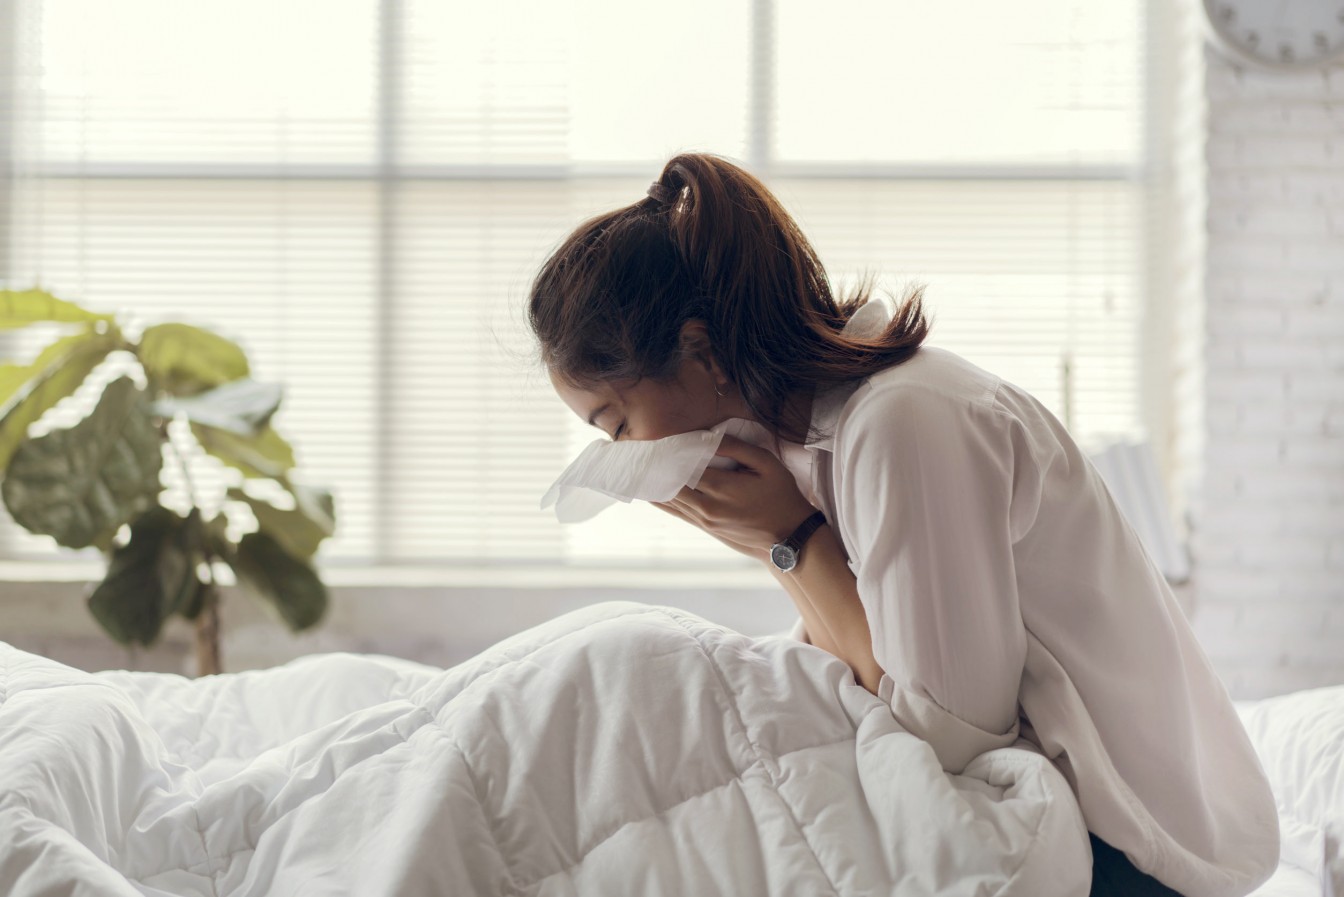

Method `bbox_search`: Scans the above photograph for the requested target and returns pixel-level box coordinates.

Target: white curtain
[0,0,1147,569]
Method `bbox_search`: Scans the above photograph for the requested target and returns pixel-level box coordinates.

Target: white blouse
[774,300,1280,897]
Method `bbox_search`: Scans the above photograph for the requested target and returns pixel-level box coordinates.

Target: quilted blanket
[0,600,1091,896]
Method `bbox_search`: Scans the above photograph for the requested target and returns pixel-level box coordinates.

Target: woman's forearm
[769,522,885,695]
[770,563,830,651]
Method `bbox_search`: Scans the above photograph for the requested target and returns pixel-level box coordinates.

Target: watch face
[771,544,798,571]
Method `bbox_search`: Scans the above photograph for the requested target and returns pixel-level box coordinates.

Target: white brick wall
[1182,7,1344,699]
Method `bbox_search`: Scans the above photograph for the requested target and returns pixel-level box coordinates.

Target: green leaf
[153,378,282,435]
[1,376,164,549]
[190,421,295,479]
[202,511,234,558]
[160,507,209,619]
[289,481,336,537]
[86,507,196,646]
[231,530,327,631]
[0,328,121,471]
[175,577,208,621]
[226,483,334,559]
[0,288,113,330]
[138,323,250,396]
[1,330,103,406]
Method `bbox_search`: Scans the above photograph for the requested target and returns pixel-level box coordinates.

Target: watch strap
[783,509,827,551]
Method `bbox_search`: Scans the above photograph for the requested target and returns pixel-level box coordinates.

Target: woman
[526,151,1280,897]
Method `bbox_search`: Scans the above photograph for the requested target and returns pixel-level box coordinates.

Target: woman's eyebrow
[587,402,612,428]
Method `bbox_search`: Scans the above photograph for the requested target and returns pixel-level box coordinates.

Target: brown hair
[526,151,933,445]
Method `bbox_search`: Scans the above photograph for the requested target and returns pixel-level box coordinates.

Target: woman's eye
[614,423,626,440]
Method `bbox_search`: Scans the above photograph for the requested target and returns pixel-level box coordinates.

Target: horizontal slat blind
[33,0,378,165]
[0,0,1146,568]
[777,179,1143,440]
[5,180,382,559]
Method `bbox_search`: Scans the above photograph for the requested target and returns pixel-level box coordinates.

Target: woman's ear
[678,319,719,376]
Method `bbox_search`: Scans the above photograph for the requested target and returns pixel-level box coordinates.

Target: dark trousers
[1089,832,1184,897]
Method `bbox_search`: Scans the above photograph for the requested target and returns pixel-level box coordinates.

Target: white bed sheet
[1236,686,1344,897]
[1247,861,1323,897]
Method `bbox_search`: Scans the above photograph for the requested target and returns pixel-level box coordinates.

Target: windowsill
[0,559,778,590]
[0,558,796,667]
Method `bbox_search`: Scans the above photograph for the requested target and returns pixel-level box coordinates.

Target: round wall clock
[1201,0,1344,69]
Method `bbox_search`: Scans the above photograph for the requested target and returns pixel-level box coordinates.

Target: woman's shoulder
[834,347,1073,477]
[837,344,1006,430]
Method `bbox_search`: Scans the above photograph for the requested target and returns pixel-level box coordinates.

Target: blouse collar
[803,297,894,453]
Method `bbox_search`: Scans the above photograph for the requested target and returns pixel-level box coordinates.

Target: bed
[0,599,1339,896]
[1236,683,1344,897]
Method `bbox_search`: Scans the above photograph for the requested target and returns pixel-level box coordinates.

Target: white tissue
[540,416,780,523]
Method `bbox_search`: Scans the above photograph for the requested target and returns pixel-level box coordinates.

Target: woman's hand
[651,500,768,563]
[649,433,817,564]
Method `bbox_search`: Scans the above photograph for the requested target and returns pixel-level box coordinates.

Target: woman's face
[547,321,755,443]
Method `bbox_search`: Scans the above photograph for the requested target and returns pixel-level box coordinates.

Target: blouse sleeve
[834,385,1030,774]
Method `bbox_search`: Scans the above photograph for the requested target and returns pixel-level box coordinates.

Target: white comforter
[0,600,1091,896]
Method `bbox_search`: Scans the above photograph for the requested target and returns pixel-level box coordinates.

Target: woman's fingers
[691,469,727,497]
[651,500,684,519]
[654,500,704,526]
[712,433,776,470]
[672,485,720,518]
[669,495,707,522]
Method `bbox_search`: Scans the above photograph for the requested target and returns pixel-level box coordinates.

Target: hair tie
[646,181,675,204]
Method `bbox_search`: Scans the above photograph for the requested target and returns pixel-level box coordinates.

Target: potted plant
[0,287,335,675]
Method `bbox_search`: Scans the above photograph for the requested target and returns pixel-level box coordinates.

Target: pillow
[1236,684,1344,896]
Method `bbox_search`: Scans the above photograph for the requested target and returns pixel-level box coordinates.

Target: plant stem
[194,585,221,677]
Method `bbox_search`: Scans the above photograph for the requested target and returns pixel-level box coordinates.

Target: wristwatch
[769,509,828,573]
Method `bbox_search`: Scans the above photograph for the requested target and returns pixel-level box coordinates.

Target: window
[1,0,1147,570]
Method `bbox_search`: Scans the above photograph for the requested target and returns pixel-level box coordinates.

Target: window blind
[0,0,1147,569]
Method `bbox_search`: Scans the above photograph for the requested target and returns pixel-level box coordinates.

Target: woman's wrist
[769,502,824,546]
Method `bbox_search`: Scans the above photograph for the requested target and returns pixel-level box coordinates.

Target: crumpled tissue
[539,416,779,523]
